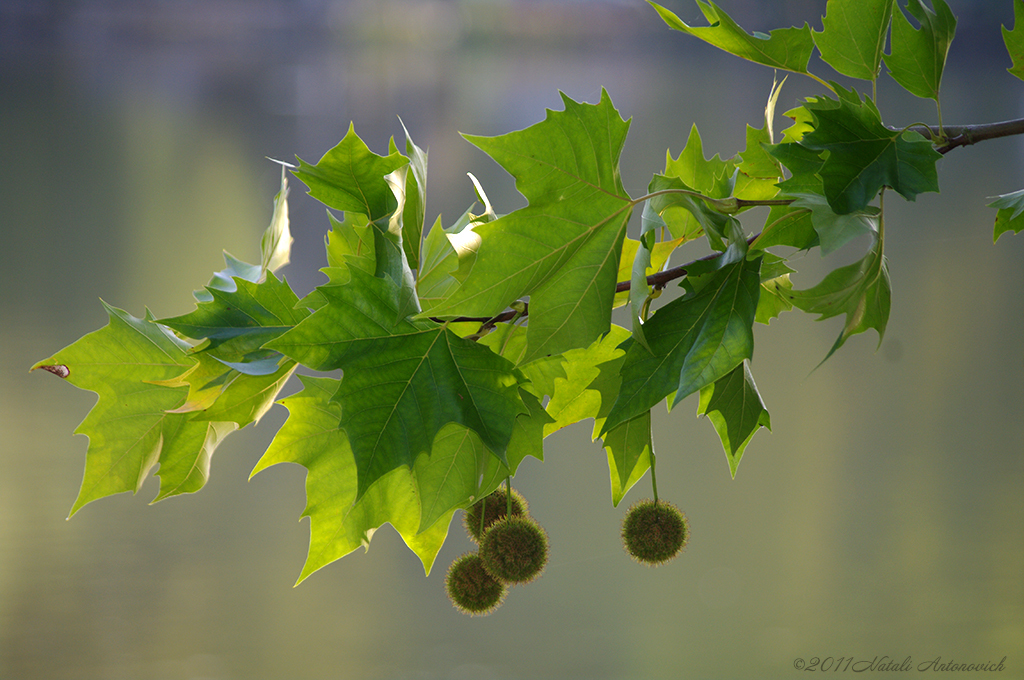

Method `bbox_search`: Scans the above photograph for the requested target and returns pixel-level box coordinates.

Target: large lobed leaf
[32,304,237,515]
[252,375,546,582]
[330,327,530,499]
[772,85,942,214]
[424,90,633,363]
[33,170,300,515]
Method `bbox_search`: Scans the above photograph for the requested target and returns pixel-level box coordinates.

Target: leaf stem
[650,448,659,504]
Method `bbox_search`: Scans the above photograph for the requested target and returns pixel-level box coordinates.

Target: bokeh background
[1,1,1021,678]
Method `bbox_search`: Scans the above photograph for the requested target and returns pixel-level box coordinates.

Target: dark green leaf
[331,327,529,498]
[697,360,771,477]
[789,232,891,363]
[813,0,894,81]
[796,86,942,213]
[269,267,431,371]
[1004,0,1024,81]
[251,376,453,581]
[159,271,309,361]
[601,255,762,435]
[884,0,956,101]
[989,189,1024,242]
[789,193,880,255]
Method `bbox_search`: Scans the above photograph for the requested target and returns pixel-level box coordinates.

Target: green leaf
[392,121,427,270]
[160,271,309,361]
[252,375,547,582]
[794,86,942,214]
[650,1,816,76]
[734,123,783,202]
[260,166,294,276]
[269,267,431,371]
[789,193,880,255]
[755,253,795,324]
[697,360,771,477]
[32,304,238,515]
[884,0,956,101]
[294,123,408,223]
[1004,0,1024,81]
[251,376,452,581]
[647,175,739,249]
[602,411,652,507]
[293,124,419,317]
[322,213,377,283]
[540,325,631,436]
[151,353,298,429]
[417,389,549,531]
[789,232,891,363]
[989,189,1024,242]
[601,255,762,436]
[330,327,529,499]
[813,0,894,81]
[424,90,633,362]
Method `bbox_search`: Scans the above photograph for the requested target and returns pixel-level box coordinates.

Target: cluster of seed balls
[445,490,691,616]
[445,487,548,616]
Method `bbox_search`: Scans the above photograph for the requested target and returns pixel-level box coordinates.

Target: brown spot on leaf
[40,364,70,379]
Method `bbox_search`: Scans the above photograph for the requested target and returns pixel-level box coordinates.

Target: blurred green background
[1,1,1021,678]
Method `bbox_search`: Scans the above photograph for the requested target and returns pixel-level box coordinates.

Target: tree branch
[905,117,1024,154]
[436,117,1024,330]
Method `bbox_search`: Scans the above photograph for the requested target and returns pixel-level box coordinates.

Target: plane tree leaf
[159,271,309,361]
[778,85,942,214]
[789,193,880,255]
[650,1,816,76]
[697,359,771,477]
[537,325,652,504]
[251,376,451,581]
[813,0,894,81]
[989,188,1024,242]
[391,121,428,270]
[424,90,633,363]
[417,390,550,531]
[756,253,795,324]
[32,304,237,515]
[326,326,529,499]
[269,268,432,371]
[601,254,762,436]
[293,124,419,317]
[884,0,956,102]
[788,232,891,363]
[1005,0,1024,81]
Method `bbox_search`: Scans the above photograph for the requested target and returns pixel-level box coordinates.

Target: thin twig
[431,234,760,325]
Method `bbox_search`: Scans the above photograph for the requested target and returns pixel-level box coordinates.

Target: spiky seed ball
[621,499,689,566]
[464,487,528,543]
[479,515,549,584]
[445,552,507,616]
